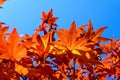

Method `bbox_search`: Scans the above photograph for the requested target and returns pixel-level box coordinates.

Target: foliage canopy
[0,1,120,80]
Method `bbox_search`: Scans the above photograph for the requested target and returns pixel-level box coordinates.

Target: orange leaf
[88,20,93,36]
[91,26,108,41]
[0,28,29,60]
[30,32,52,57]
[53,21,91,55]
[15,63,28,75]
[41,9,58,27]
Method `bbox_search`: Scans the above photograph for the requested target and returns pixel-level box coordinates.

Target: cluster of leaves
[0,4,120,80]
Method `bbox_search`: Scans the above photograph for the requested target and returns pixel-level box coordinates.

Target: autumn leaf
[41,9,58,27]
[30,31,53,58]
[15,63,28,75]
[91,26,108,42]
[87,20,93,36]
[0,28,32,60]
[86,21,109,44]
[51,21,104,73]
[52,21,91,55]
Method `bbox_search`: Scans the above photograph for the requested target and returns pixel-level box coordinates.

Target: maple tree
[0,2,120,80]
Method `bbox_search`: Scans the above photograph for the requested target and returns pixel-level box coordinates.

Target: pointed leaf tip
[70,21,76,30]
[88,20,93,33]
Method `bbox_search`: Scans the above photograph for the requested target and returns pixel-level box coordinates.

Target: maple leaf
[41,9,58,27]
[51,21,104,71]
[30,31,53,60]
[0,28,31,61]
[52,21,91,55]
[86,21,109,44]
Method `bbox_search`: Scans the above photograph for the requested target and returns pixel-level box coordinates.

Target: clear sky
[0,0,120,39]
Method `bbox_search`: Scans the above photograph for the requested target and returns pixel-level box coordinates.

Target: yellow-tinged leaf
[55,29,69,48]
[68,21,78,49]
[41,33,50,50]
[15,63,28,75]
[30,32,53,57]
[55,21,80,50]
[72,49,81,55]
[53,21,93,56]
[78,46,92,51]
[86,52,90,59]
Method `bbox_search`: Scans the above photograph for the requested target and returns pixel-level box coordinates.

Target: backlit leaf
[15,63,28,75]
[0,28,30,60]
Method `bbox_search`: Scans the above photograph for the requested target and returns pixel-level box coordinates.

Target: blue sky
[0,0,120,39]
